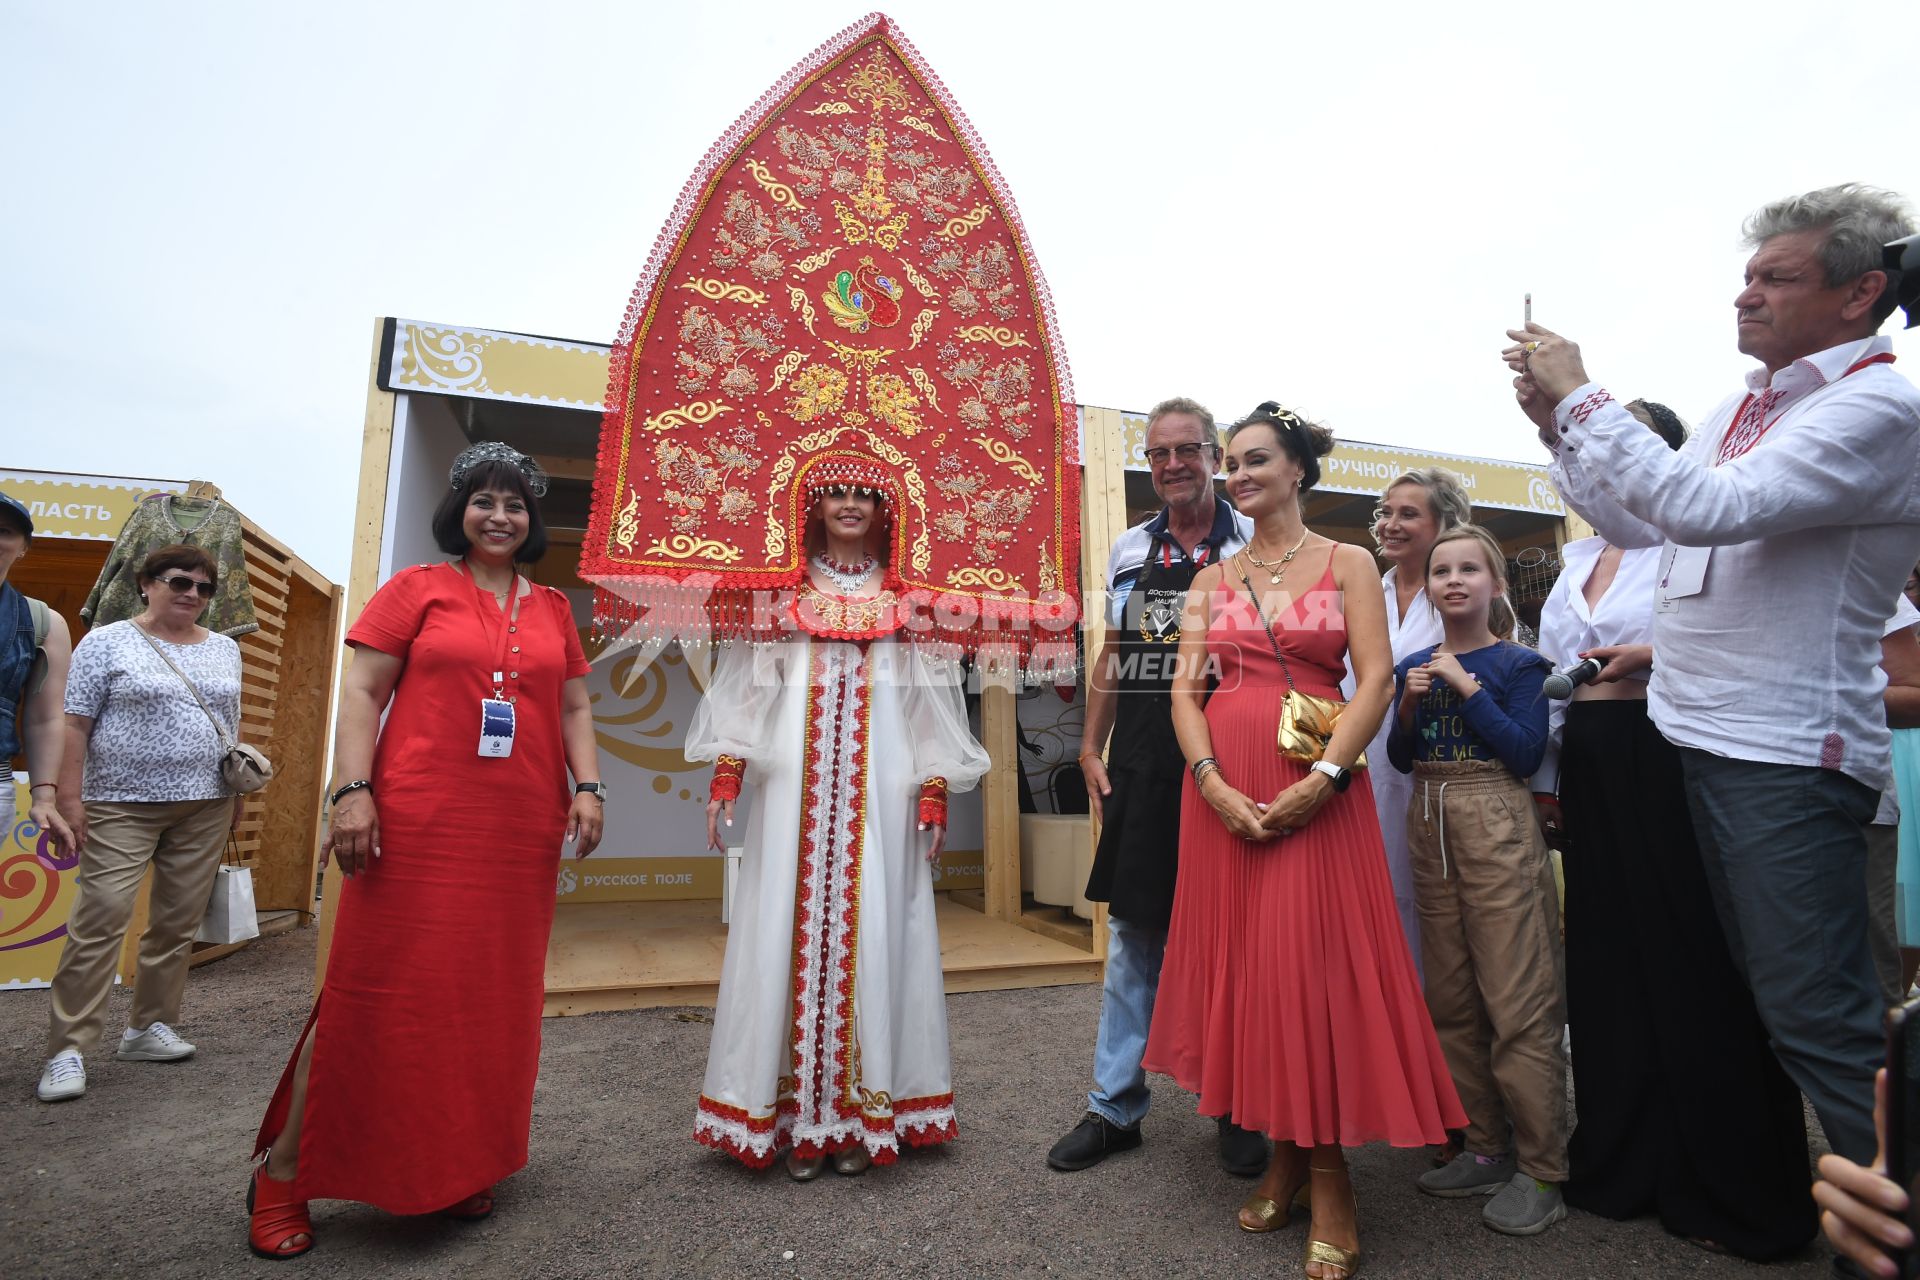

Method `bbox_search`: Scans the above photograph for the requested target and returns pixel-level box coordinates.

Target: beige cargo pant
[45,798,234,1057]
[1408,759,1569,1183]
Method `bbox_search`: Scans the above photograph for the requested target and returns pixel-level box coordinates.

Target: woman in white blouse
[1346,467,1471,974]
[1531,400,1815,1260]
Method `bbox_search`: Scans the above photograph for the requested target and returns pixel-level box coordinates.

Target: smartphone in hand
[1886,996,1920,1277]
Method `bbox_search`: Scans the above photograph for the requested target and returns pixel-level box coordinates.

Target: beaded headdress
[579,12,1081,674]
[449,441,550,498]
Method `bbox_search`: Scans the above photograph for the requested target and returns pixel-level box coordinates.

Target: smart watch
[576,782,610,802]
[1309,760,1351,793]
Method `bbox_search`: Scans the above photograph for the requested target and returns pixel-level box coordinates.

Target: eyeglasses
[156,574,215,599]
[1143,443,1211,467]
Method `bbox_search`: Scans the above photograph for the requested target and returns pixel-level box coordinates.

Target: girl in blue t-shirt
[1387,525,1570,1238]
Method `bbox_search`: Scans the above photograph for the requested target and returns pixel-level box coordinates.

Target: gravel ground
[0,926,1838,1279]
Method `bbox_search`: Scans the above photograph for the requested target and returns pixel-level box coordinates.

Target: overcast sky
[5,1,1915,582]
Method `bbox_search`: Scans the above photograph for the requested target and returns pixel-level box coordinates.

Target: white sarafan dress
[685,632,990,1166]
[1342,567,1442,975]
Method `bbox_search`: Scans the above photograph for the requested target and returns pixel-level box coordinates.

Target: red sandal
[246,1160,314,1260]
[440,1188,494,1221]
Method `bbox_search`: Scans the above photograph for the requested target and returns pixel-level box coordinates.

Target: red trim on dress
[830,654,872,1120]
[918,777,949,827]
[710,755,745,802]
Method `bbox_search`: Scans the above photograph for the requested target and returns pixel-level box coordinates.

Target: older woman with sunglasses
[35,544,242,1103]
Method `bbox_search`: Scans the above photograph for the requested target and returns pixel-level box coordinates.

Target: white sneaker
[116,1021,196,1062]
[37,1050,86,1102]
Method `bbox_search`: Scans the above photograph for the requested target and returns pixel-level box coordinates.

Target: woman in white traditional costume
[687,456,989,1180]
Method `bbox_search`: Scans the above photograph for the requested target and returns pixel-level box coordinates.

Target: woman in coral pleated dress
[1142,403,1465,1280]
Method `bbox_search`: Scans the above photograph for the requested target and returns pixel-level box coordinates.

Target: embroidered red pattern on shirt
[1568,390,1615,425]
[1820,732,1846,771]
[1715,352,1897,466]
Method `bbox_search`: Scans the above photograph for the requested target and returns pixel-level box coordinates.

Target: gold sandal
[1237,1180,1310,1234]
[1303,1162,1361,1279]
[1305,1238,1361,1280]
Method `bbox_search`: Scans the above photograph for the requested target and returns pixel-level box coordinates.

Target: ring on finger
[1524,341,1541,355]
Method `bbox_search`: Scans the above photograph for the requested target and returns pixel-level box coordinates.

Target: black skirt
[1560,700,1817,1259]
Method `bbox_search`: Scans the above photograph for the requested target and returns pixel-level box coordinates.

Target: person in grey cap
[0,491,76,860]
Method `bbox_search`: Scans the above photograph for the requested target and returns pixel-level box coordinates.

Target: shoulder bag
[1237,564,1367,769]
[133,624,274,794]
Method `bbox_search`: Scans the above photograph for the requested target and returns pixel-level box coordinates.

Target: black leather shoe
[1217,1116,1270,1177]
[1047,1112,1142,1171]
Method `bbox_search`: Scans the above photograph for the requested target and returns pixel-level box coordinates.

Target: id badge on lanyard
[459,564,523,758]
[479,694,516,757]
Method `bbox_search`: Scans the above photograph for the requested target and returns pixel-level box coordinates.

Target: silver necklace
[813,551,876,593]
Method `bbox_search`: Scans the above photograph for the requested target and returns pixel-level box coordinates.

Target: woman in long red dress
[245,444,605,1259]
[1142,405,1465,1280]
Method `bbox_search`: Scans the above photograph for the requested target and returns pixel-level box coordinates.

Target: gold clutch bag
[1239,563,1368,770]
[1279,689,1367,769]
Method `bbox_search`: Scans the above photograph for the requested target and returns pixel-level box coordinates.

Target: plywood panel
[539,894,1099,1015]
[979,685,1020,921]
[316,320,399,987]
[252,578,340,916]
[1075,408,1133,964]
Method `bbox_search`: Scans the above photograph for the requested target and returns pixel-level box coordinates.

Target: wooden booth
[0,469,343,989]
[320,318,1571,1017]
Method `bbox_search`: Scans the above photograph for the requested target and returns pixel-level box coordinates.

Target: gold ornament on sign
[832,205,911,252]
[973,436,1042,484]
[680,279,769,306]
[794,247,840,274]
[867,373,924,436]
[904,471,932,572]
[768,350,807,390]
[644,533,743,562]
[948,566,1022,592]
[956,325,1032,349]
[787,286,818,336]
[898,114,948,143]
[906,366,943,412]
[906,309,938,351]
[764,452,797,561]
[825,342,894,371]
[611,486,642,553]
[842,411,871,425]
[786,365,849,422]
[900,261,940,299]
[642,400,732,434]
[1037,540,1060,593]
[935,205,991,240]
[744,159,802,211]
[837,57,913,112]
[803,102,854,116]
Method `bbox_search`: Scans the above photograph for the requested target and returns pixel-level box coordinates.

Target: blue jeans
[1087,917,1165,1130]
[1679,748,1882,1163]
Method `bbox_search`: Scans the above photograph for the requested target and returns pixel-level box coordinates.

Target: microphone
[1543,656,1604,699]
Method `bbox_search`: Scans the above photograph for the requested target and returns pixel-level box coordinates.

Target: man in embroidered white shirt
[1500,183,1920,1170]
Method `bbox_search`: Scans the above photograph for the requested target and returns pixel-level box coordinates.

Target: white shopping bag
[197,864,260,944]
